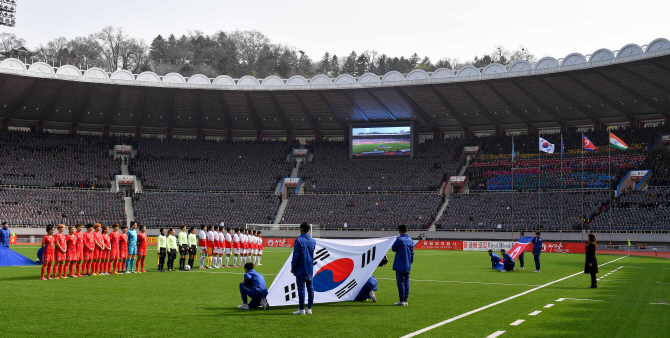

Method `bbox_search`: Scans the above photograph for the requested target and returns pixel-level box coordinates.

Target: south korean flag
[267,237,396,306]
[539,137,555,154]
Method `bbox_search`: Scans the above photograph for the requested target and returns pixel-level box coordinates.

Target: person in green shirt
[187,227,197,270]
[178,225,189,271]
[157,228,167,272]
[167,228,178,272]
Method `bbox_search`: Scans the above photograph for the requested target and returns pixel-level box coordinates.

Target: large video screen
[351,125,413,158]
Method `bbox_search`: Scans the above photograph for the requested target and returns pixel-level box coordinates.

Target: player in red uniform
[102,225,111,275]
[136,225,147,273]
[75,224,85,277]
[54,224,67,279]
[119,225,129,273]
[109,224,121,274]
[83,224,95,276]
[93,223,104,276]
[40,225,56,280]
[66,226,79,278]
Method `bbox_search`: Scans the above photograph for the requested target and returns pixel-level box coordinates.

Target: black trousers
[590,272,597,286]
[158,248,167,270]
[168,249,177,270]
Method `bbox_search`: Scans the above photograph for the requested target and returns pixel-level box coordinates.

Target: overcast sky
[4,0,669,63]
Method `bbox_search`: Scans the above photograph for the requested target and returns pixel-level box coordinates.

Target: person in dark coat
[584,234,599,289]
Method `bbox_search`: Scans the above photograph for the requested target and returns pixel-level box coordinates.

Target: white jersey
[225,233,232,244]
[207,231,214,243]
[198,230,207,246]
[233,233,239,244]
[241,233,247,244]
[217,232,223,243]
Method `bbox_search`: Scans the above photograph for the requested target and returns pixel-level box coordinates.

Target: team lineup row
[39,222,147,280]
[188,226,265,271]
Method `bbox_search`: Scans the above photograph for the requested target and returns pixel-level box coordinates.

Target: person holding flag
[392,224,414,306]
[488,250,501,269]
[500,249,515,272]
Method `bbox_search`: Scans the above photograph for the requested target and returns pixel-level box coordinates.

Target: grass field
[1,245,669,337]
[353,142,410,155]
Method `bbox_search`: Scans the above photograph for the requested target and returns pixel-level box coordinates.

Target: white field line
[509,320,525,326]
[556,298,603,302]
[543,304,554,308]
[657,282,670,285]
[649,302,669,305]
[376,277,540,287]
[486,331,506,338]
[528,311,541,316]
[399,255,627,338]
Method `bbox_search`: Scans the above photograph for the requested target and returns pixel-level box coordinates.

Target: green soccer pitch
[1,246,669,338]
[352,142,410,155]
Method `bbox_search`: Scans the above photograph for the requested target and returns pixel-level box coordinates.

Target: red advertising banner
[526,242,585,254]
[414,240,463,250]
[263,237,295,248]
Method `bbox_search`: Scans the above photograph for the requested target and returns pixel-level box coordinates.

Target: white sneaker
[293,309,306,315]
[403,302,408,306]
[126,271,132,274]
[501,270,507,272]
[519,267,524,270]
[394,301,404,306]
[305,309,312,315]
[237,304,250,310]
[370,291,377,303]
[260,298,269,310]
[513,268,516,272]
[533,270,540,273]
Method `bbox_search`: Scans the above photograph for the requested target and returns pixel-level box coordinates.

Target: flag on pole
[539,137,555,153]
[583,135,597,151]
[561,135,565,161]
[512,140,516,164]
[267,237,395,306]
[493,236,535,270]
[609,132,629,150]
[628,238,631,246]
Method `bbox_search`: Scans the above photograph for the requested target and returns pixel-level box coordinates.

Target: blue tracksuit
[240,269,268,308]
[291,233,316,310]
[0,227,10,247]
[355,275,378,301]
[502,253,515,271]
[532,237,542,270]
[490,253,501,268]
[392,234,414,302]
[518,250,524,268]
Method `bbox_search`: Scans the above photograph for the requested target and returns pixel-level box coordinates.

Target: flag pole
[511,136,514,241]
[538,136,541,232]
[560,134,563,244]
[581,132,584,244]
[609,132,612,248]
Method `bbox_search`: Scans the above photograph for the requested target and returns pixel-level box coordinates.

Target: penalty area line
[399,255,627,338]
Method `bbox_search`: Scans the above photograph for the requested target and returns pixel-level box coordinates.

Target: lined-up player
[188,227,197,269]
[119,225,128,273]
[214,226,222,268]
[54,224,67,279]
[66,226,78,278]
[206,226,215,269]
[101,225,112,275]
[93,223,104,276]
[83,224,95,275]
[224,227,232,268]
[136,225,147,273]
[40,225,56,280]
[257,231,263,266]
[233,228,241,267]
[109,224,120,274]
[198,225,208,269]
[75,224,85,277]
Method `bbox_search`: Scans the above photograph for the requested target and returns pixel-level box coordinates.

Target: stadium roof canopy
[1,38,670,139]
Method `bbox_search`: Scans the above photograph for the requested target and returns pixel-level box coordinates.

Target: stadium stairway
[124,197,135,226]
[121,162,129,176]
[273,199,288,226]
[428,197,449,231]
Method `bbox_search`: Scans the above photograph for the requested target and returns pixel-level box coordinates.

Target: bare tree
[94,26,130,71]
[0,32,26,52]
[68,36,102,68]
[230,30,270,71]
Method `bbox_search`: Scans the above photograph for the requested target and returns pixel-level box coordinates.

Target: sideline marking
[376,277,540,287]
[399,256,626,338]
[556,298,603,302]
[486,331,506,338]
[657,282,670,285]
[649,302,668,305]
[509,320,525,326]
[543,304,554,308]
[528,311,541,316]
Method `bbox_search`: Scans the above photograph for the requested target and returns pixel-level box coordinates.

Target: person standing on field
[291,222,316,315]
[585,234,599,289]
[532,231,542,273]
[392,224,414,306]
[0,222,11,248]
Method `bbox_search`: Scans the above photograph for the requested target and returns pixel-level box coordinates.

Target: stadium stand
[129,139,294,191]
[589,187,670,231]
[0,130,120,188]
[132,192,281,228]
[438,191,610,231]
[0,187,126,226]
[280,193,443,229]
[300,138,462,192]
[645,149,670,186]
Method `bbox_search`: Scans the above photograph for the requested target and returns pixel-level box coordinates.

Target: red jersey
[120,233,128,252]
[83,232,95,251]
[137,233,147,250]
[42,235,55,256]
[103,234,111,251]
[66,234,77,256]
[109,231,120,251]
[55,233,67,253]
[76,231,85,251]
[94,232,104,250]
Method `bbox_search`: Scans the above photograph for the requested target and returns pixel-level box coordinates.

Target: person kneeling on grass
[489,249,501,269]
[500,249,515,272]
[354,275,378,302]
[238,262,269,310]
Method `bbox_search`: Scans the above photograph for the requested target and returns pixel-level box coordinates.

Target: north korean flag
[507,236,535,261]
[583,135,596,151]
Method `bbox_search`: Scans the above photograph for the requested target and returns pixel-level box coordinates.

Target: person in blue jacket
[392,224,414,306]
[355,275,378,302]
[500,249,516,272]
[532,231,542,272]
[0,222,11,248]
[489,249,501,268]
[238,262,269,310]
[290,222,316,315]
[518,232,525,270]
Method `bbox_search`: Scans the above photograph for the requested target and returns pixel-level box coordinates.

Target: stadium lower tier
[279,193,443,229]
[485,171,615,190]
[132,192,281,227]
[0,188,125,225]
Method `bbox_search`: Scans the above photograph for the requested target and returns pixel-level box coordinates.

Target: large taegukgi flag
[494,236,535,270]
[267,237,396,306]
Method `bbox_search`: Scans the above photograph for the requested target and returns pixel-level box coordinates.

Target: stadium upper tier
[1,38,670,135]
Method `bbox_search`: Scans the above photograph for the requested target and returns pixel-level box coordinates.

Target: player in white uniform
[241,230,248,265]
[217,227,224,268]
[198,225,207,269]
[251,231,258,265]
[257,231,263,266]
[233,228,241,267]
[206,227,215,269]
[225,228,232,268]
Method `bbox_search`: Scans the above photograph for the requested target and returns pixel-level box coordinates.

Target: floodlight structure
[0,0,16,27]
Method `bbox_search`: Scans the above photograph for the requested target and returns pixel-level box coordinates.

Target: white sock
[225,256,229,267]
[258,256,261,264]
[233,256,237,266]
[199,257,204,268]
[218,257,222,267]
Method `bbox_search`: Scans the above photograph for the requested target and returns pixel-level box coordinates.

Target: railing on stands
[433,228,670,234]
[0,184,114,192]
[302,191,440,195]
[141,189,277,194]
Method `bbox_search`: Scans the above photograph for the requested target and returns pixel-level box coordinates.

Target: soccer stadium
[0,1,669,337]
